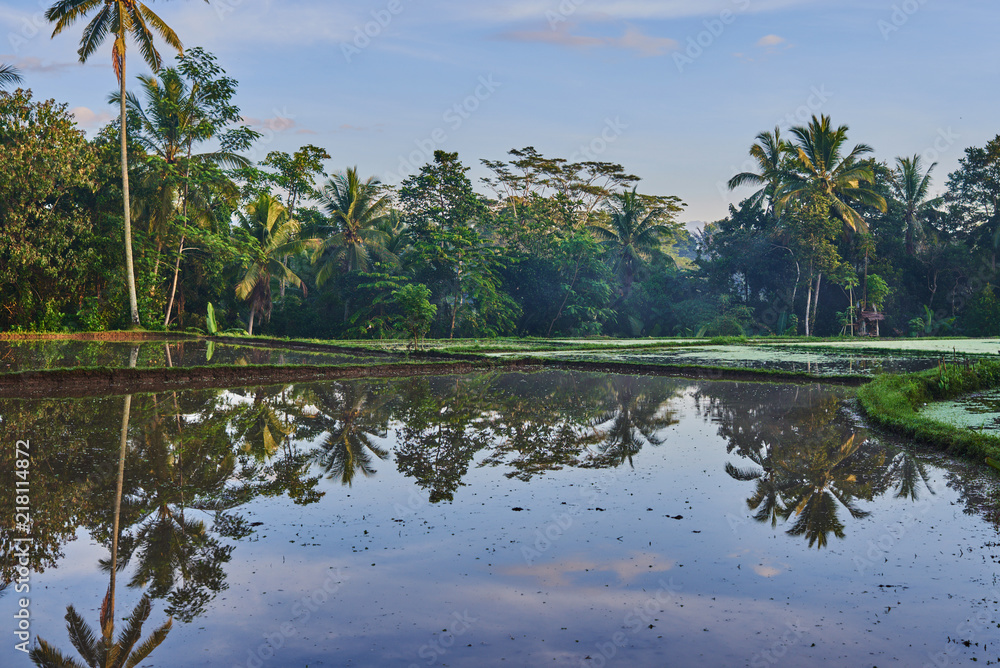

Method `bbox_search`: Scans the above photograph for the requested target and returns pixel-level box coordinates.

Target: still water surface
[2,371,998,666]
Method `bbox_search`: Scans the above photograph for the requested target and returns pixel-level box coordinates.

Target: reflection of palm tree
[884,448,934,501]
[31,391,172,667]
[30,594,171,668]
[589,377,677,468]
[307,384,390,486]
[726,448,790,528]
[780,434,875,549]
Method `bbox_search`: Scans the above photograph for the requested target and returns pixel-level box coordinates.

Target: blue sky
[2,0,997,226]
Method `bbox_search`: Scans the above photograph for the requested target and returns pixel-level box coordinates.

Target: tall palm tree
[312,167,394,284]
[777,115,887,236]
[46,0,189,328]
[727,126,790,216]
[235,195,313,335]
[890,154,937,255]
[115,65,248,326]
[0,63,22,89]
[589,188,678,301]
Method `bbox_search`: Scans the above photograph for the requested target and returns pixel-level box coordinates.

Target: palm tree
[777,115,887,236]
[313,167,394,284]
[46,0,187,328]
[116,65,248,326]
[235,194,313,335]
[589,188,678,301]
[307,384,390,486]
[727,126,790,216]
[890,154,937,255]
[0,63,22,89]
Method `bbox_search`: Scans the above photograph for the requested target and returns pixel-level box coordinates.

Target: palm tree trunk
[248,304,256,335]
[163,235,185,327]
[120,57,140,328]
[812,272,822,335]
[804,261,813,337]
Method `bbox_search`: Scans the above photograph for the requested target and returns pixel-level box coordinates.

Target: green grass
[857,360,1000,466]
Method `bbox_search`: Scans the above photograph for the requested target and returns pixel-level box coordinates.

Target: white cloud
[756,34,786,47]
[71,106,112,128]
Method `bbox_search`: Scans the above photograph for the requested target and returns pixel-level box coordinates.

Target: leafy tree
[47,0,190,328]
[0,91,97,330]
[393,283,437,349]
[945,136,1000,268]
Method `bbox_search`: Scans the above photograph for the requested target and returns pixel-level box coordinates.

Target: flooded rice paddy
[0,338,383,372]
[3,370,999,666]
[507,345,954,376]
[922,388,1000,433]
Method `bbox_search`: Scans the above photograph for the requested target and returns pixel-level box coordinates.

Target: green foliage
[857,361,1000,466]
[206,303,218,335]
[393,283,437,350]
[962,284,1000,336]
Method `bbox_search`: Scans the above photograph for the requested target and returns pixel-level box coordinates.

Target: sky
[1,0,997,227]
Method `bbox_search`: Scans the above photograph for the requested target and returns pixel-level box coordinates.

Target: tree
[890,154,937,255]
[393,283,437,350]
[777,115,887,236]
[727,126,790,215]
[235,195,312,334]
[0,63,21,89]
[589,188,684,301]
[313,167,393,283]
[116,48,256,326]
[47,0,191,328]
[0,91,98,330]
[944,136,1000,268]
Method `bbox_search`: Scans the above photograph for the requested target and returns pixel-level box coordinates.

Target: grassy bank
[857,360,1000,467]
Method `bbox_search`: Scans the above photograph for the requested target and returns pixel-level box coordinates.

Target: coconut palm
[312,167,394,284]
[727,126,790,216]
[777,115,887,236]
[890,154,938,255]
[307,384,390,486]
[46,0,189,328]
[0,63,22,89]
[588,378,677,468]
[589,188,678,300]
[235,195,313,335]
[114,63,248,326]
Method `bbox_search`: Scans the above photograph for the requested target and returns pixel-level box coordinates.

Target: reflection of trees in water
[393,376,495,503]
[2,386,323,629]
[583,377,679,468]
[32,392,173,668]
[297,382,392,486]
[699,382,944,548]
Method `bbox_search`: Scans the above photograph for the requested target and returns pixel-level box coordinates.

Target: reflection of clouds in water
[501,552,674,586]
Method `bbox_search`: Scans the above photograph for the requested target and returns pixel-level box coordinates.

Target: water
[2,371,998,667]
[519,345,963,376]
[921,388,1000,433]
[0,338,384,372]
